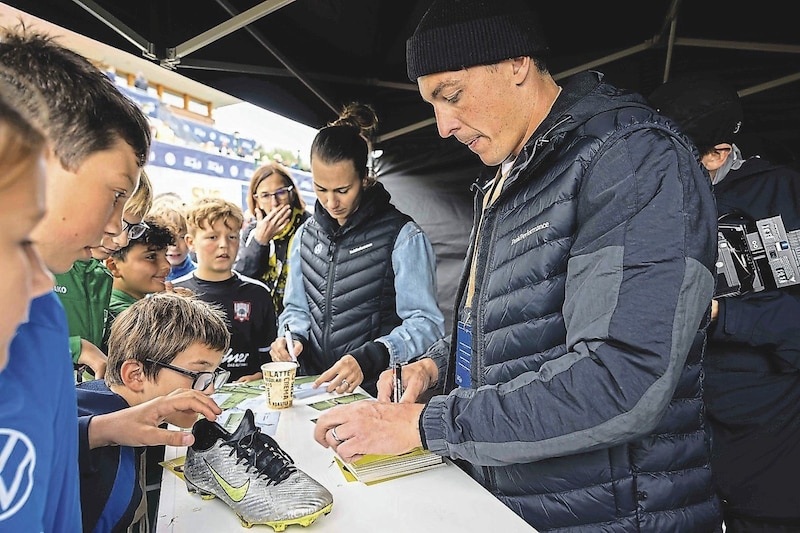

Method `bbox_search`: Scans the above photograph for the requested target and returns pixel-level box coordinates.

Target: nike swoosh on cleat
[205,458,250,502]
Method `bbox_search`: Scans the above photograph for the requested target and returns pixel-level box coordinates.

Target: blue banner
[148,140,314,189]
[148,141,255,181]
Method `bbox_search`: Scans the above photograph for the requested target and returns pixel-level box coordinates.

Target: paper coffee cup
[261,361,297,409]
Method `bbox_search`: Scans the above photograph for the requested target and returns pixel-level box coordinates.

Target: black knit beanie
[649,76,743,152]
[406,0,549,81]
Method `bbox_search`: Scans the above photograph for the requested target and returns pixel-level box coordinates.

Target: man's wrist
[419,357,438,390]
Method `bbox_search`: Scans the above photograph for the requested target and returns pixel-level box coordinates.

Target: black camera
[715,213,800,298]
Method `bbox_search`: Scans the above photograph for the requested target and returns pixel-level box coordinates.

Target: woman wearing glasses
[269,103,445,396]
[235,162,310,315]
[77,292,230,533]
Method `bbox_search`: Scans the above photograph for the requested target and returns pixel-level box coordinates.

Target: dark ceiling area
[6,0,800,171]
[6,0,798,330]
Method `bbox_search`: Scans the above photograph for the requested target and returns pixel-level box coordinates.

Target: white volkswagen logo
[0,429,36,521]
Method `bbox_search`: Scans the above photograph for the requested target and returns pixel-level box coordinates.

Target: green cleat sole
[239,502,334,531]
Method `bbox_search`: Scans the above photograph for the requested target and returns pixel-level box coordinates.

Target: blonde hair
[151,191,186,211]
[104,292,229,385]
[149,204,188,240]
[185,196,244,235]
[123,168,153,219]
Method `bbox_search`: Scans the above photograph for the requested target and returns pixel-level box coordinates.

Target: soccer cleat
[184,409,333,530]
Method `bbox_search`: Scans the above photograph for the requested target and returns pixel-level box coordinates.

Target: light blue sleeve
[377,221,446,363]
[278,223,312,338]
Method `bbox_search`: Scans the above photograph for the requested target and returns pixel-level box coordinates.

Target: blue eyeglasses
[122,219,149,240]
[146,358,230,391]
[255,185,294,202]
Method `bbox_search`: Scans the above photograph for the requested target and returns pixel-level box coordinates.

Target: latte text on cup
[261,361,297,409]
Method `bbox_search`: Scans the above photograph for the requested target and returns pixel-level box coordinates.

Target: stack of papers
[336,447,444,484]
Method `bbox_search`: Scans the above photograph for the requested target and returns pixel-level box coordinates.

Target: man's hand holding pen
[376,358,438,403]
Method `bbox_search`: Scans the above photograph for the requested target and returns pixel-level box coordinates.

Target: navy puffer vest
[299,182,410,392]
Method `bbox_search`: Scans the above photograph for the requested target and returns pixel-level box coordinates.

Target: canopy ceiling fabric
[8,0,800,172]
[6,0,800,329]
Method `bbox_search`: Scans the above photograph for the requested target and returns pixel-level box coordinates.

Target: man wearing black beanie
[651,76,800,533]
[314,1,722,530]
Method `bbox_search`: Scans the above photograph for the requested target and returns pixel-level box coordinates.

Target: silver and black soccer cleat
[184,409,333,530]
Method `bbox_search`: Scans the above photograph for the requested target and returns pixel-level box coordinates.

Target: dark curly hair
[111,217,175,261]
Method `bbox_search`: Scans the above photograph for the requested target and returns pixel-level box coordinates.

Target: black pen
[393,363,403,403]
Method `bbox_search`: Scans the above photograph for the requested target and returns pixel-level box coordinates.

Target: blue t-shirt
[0,292,82,531]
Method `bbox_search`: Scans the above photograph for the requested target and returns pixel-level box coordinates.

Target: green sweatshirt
[104,289,140,352]
[53,259,113,363]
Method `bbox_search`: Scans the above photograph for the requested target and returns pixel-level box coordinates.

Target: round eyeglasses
[146,358,230,391]
[122,219,149,240]
[255,185,294,202]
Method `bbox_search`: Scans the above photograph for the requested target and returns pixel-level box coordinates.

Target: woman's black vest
[299,182,410,384]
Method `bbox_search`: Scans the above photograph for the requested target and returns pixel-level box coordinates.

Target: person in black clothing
[173,196,278,382]
[651,75,800,533]
[311,1,722,530]
[269,102,444,396]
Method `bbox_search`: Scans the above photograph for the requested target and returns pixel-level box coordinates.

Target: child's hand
[87,389,222,449]
[77,340,108,379]
[164,280,193,297]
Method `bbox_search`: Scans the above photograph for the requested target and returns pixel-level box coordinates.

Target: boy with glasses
[102,216,200,528]
[0,27,221,532]
[103,216,175,350]
[77,292,230,533]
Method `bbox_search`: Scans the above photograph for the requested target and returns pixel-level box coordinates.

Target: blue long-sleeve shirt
[77,380,147,533]
[0,293,82,532]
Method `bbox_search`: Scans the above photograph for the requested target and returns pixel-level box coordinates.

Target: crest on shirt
[232,301,251,322]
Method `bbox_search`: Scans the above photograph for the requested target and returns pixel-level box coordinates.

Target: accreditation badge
[455,320,472,388]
